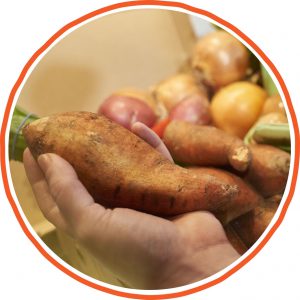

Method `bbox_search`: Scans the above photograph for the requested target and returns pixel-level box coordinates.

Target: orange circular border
[1,1,299,299]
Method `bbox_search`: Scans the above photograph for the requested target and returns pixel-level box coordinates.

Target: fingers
[24,149,105,238]
[37,153,105,229]
[131,122,174,162]
[23,148,67,231]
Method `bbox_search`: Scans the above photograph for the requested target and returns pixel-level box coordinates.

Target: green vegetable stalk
[261,64,278,96]
[9,106,39,162]
[244,123,290,153]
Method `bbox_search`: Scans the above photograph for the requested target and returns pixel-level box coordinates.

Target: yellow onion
[192,31,249,90]
[153,73,207,111]
[211,81,267,138]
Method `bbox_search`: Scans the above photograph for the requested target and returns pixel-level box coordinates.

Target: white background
[0,1,299,299]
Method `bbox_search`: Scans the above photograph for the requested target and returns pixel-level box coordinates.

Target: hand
[23,122,240,289]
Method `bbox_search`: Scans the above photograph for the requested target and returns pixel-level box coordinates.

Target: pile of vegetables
[10,29,291,254]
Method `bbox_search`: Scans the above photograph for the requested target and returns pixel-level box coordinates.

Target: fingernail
[37,154,51,172]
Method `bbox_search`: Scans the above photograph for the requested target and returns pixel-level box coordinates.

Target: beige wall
[17,9,195,116]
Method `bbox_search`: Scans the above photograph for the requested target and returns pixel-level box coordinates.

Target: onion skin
[169,94,211,125]
[153,73,207,111]
[211,81,268,138]
[113,87,155,108]
[192,31,249,90]
[261,94,286,116]
[98,95,156,130]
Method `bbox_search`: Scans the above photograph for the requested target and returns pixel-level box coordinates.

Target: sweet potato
[224,225,248,255]
[230,199,279,248]
[244,145,290,197]
[163,121,251,172]
[23,112,261,224]
[187,167,262,224]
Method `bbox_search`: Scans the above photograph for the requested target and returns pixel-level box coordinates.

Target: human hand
[23,122,240,289]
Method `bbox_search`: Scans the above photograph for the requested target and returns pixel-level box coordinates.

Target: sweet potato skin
[187,167,261,224]
[23,112,260,224]
[230,199,279,248]
[163,121,251,172]
[244,145,290,197]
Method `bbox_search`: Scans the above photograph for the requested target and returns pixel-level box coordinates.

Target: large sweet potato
[23,111,261,224]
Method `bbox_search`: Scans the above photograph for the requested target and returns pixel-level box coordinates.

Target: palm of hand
[44,178,231,290]
[81,206,230,289]
[23,123,239,289]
